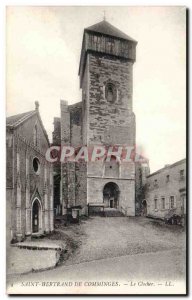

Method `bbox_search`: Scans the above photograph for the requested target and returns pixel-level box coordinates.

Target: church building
[53,20,138,217]
[6,102,54,243]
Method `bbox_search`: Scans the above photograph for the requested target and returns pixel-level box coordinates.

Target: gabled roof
[68,101,82,111]
[85,20,137,42]
[6,111,35,127]
[6,106,50,145]
[147,158,186,178]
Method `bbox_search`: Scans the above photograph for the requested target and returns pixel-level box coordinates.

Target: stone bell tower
[78,20,137,216]
[79,19,137,146]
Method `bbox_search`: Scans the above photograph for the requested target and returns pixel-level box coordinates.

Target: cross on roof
[103,10,106,21]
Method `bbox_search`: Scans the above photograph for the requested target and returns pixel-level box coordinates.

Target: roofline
[78,31,86,76]
[6,111,36,128]
[85,28,138,44]
[78,28,137,79]
[147,158,186,178]
[36,111,50,146]
[68,101,82,110]
[6,110,50,146]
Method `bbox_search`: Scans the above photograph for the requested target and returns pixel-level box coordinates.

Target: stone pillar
[67,161,76,207]
[49,165,54,231]
[61,163,68,215]
[60,100,70,144]
[44,164,49,232]
[16,151,22,240]
[60,178,62,214]
[44,195,49,232]
[60,100,70,215]
[25,154,31,235]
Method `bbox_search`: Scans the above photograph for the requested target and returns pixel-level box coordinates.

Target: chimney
[35,101,39,111]
[60,100,68,112]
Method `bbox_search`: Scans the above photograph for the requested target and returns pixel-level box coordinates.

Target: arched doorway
[142,200,147,216]
[103,182,120,209]
[32,198,42,233]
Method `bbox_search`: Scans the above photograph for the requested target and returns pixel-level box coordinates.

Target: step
[104,210,125,217]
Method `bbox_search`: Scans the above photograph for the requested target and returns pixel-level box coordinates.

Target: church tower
[53,19,138,217]
[79,20,137,215]
[79,20,137,146]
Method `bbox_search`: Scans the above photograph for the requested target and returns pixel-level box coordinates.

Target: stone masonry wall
[16,113,49,155]
[86,53,135,146]
[57,31,137,216]
[60,101,70,212]
[60,161,87,210]
[87,177,135,216]
[80,52,136,215]
[81,60,89,146]
[146,159,186,219]
[69,103,82,147]
[75,161,87,207]
[7,113,53,242]
[52,117,61,145]
[6,131,13,188]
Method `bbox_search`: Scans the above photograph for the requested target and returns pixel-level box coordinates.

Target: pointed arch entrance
[142,199,147,216]
[103,182,120,209]
[31,198,42,233]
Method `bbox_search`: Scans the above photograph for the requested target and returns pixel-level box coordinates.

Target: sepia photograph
[6,6,187,295]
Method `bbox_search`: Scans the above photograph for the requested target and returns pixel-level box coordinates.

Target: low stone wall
[7,240,66,275]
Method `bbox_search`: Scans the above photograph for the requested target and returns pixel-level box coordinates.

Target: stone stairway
[104,209,125,217]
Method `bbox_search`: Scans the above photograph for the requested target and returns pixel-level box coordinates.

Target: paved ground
[7,216,186,294]
[7,239,67,275]
[63,216,185,266]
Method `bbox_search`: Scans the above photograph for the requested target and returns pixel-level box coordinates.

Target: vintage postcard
[6,6,187,295]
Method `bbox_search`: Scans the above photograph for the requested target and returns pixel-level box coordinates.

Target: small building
[145,159,186,221]
[6,102,54,243]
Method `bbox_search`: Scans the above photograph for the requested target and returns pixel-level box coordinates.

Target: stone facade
[135,161,150,215]
[53,20,138,216]
[6,103,54,243]
[145,159,186,220]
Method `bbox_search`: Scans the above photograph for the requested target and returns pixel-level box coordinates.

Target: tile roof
[6,109,50,145]
[85,20,137,42]
[6,111,35,127]
[147,158,186,178]
[69,101,82,111]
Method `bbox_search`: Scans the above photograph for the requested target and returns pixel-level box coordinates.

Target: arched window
[105,83,117,103]
[33,157,40,174]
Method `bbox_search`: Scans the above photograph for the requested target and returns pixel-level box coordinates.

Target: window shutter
[174,196,177,208]
[165,197,169,209]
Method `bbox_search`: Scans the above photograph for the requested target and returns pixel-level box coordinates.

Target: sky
[6,6,186,172]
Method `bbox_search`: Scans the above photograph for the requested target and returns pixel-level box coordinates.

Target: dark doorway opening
[103,182,120,209]
[110,199,113,208]
[32,199,40,233]
[142,200,147,216]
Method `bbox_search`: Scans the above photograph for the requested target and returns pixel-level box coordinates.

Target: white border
[1,1,191,299]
